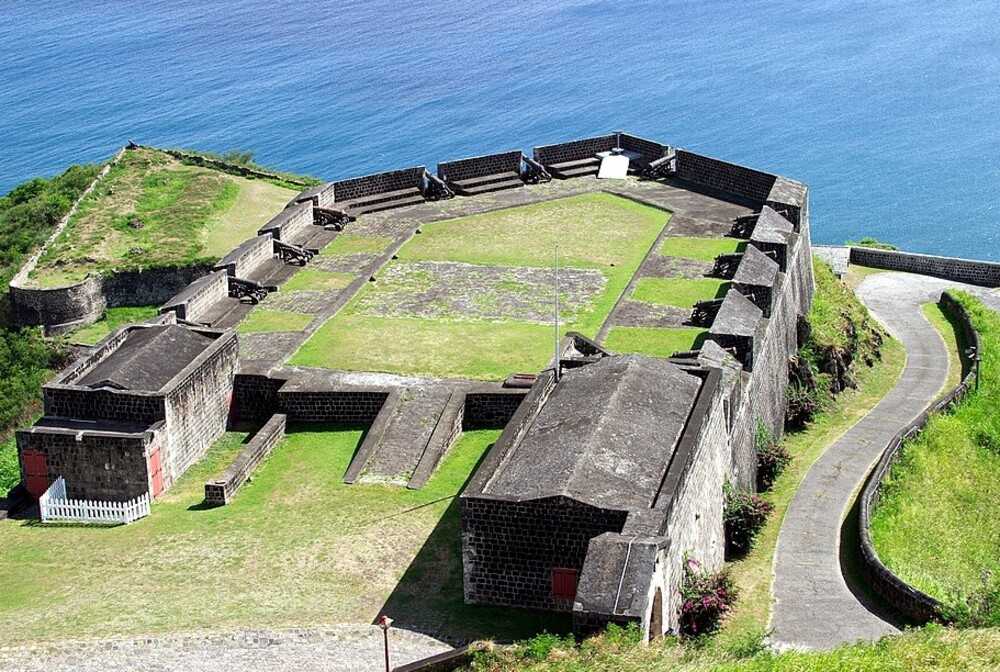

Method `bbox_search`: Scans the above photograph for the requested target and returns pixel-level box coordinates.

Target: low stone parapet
[204,413,287,506]
[850,246,1000,288]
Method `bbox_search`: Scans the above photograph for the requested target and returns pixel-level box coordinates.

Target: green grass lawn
[631,277,730,308]
[280,268,355,293]
[870,292,1000,624]
[292,193,669,379]
[67,306,159,345]
[0,426,553,644]
[29,148,295,287]
[658,236,744,261]
[238,309,313,334]
[603,326,707,357]
[322,233,394,256]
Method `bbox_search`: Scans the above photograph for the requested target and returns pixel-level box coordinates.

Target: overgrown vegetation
[753,422,790,492]
[170,147,322,189]
[0,168,95,491]
[786,259,886,428]
[679,558,737,637]
[723,484,773,558]
[871,292,1000,626]
[846,236,898,250]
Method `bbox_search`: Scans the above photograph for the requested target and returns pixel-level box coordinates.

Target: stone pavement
[769,271,999,650]
[0,625,450,672]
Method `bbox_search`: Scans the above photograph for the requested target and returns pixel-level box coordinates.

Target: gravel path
[0,626,451,672]
[770,272,999,650]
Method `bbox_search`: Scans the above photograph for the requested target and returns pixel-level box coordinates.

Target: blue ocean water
[1,0,998,258]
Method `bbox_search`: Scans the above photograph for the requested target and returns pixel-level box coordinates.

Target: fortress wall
[204,413,287,506]
[850,247,1000,288]
[532,135,618,166]
[10,275,106,333]
[332,167,426,202]
[728,206,813,490]
[438,151,522,183]
[104,264,215,308]
[673,150,777,204]
[276,388,389,424]
[257,201,313,243]
[159,270,229,323]
[214,234,275,278]
[42,386,165,425]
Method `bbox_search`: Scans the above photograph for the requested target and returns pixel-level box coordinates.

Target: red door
[552,567,579,601]
[148,444,164,497]
[22,450,49,499]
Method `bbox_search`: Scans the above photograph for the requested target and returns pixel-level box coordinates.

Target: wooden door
[22,450,49,499]
[148,444,164,498]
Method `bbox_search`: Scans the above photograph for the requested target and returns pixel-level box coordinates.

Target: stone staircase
[449,171,524,196]
[339,187,426,216]
[545,157,601,179]
[344,386,463,488]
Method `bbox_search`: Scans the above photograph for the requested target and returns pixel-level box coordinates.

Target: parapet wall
[850,247,1000,288]
[257,201,314,243]
[214,234,275,278]
[204,413,287,506]
[438,151,521,183]
[332,166,425,203]
[857,291,978,623]
[674,150,777,203]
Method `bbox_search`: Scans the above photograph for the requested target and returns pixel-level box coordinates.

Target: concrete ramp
[344,386,462,488]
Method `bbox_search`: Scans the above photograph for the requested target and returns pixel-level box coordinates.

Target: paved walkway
[769,271,992,650]
[0,625,451,672]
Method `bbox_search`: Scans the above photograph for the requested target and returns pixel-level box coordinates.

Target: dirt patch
[640,255,714,279]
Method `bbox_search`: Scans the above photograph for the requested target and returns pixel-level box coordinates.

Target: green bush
[846,236,898,251]
[754,421,790,492]
[724,483,773,558]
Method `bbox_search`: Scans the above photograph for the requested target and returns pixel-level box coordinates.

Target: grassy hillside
[0,166,98,491]
[28,147,297,287]
[871,292,1000,625]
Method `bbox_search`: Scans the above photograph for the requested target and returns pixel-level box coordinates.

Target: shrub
[755,421,791,492]
[847,236,898,251]
[520,631,574,661]
[724,483,773,558]
[679,557,737,637]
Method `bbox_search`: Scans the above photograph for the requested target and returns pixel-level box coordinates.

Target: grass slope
[0,427,554,643]
[30,148,295,287]
[293,194,669,379]
[870,292,1000,624]
[68,306,159,345]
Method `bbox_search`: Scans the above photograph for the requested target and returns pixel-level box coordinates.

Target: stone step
[354,386,457,487]
[550,164,600,179]
[455,177,525,196]
[346,194,427,216]
[339,186,422,209]
[451,171,523,189]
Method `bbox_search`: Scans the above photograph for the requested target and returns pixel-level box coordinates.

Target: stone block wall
[674,150,777,204]
[42,386,165,426]
[533,135,618,166]
[276,388,389,424]
[437,151,522,183]
[232,373,287,422]
[213,234,275,278]
[159,270,229,323]
[257,201,314,243]
[462,389,529,429]
[161,331,239,488]
[16,425,156,502]
[849,247,1000,288]
[9,275,105,332]
[461,495,628,611]
[204,413,286,506]
[332,167,426,202]
[103,264,215,308]
[617,133,669,167]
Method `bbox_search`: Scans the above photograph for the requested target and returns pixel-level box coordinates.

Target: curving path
[770,272,983,650]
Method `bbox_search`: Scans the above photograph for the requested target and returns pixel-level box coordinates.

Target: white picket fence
[39,477,151,525]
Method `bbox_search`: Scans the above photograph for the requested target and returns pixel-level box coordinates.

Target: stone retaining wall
[152,147,315,187]
[276,388,389,424]
[462,388,529,429]
[857,290,978,623]
[204,413,287,505]
[850,247,1000,288]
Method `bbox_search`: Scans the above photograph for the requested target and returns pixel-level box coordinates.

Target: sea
[2,0,998,259]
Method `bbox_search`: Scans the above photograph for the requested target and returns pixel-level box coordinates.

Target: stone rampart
[332,166,426,203]
[204,413,286,506]
[462,387,530,429]
[617,132,670,167]
[437,151,522,183]
[257,201,314,243]
[857,291,978,623]
[151,147,315,187]
[159,270,230,323]
[849,247,1000,288]
[214,234,275,278]
[533,135,618,167]
[673,149,776,204]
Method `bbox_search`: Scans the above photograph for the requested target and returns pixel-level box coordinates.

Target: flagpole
[554,244,560,381]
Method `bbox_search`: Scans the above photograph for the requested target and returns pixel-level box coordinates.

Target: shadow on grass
[376,444,570,645]
[838,495,912,629]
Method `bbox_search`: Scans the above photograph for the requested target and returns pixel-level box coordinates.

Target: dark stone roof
[710,290,763,338]
[483,355,702,511]
[733,244,779,287]
[575,533,664,618]
[750,206,795,245]
[77,325,215,392]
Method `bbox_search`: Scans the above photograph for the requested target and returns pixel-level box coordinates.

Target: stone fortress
[10,131,812,640]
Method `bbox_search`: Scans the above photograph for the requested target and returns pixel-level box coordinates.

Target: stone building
[16,316,237,502]
[461,354,731,638]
